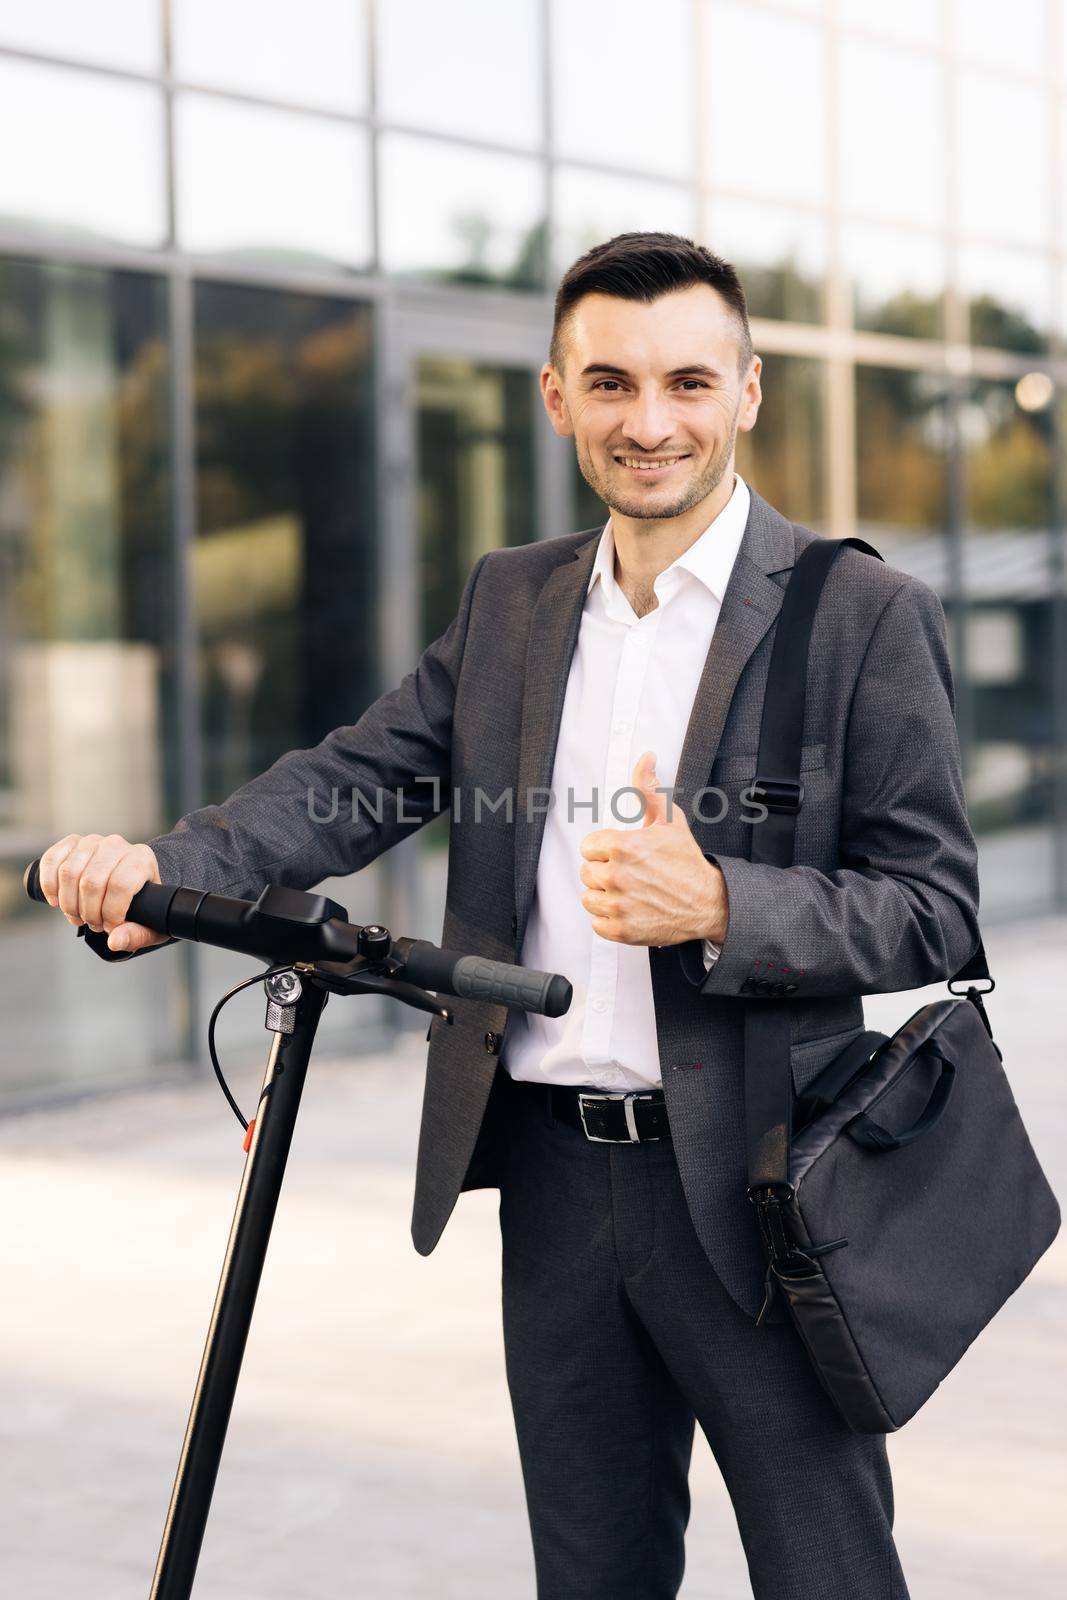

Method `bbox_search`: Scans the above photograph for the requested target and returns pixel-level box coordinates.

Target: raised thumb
[635,750,665,826]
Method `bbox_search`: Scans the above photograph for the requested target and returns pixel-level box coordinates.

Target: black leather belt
[509,1076,671,1143]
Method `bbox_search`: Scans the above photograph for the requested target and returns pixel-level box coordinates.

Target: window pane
[551,0,693,176]
[0,0,161,73]
[839,39,942,227]
[553,167,696,281]
[379,0,542,148]
[961,245,1051,353]
[855,366,950,588]
[415,357,537,966]
[735,354,825,529]
[952,0,1046,75]
[705,198,825,324]
[379,134,546,287]
[192,283,383,1052]
[172,0,369,114]
[961,376,1057,914]
[0,257,183,1101]
[704,4,827,204]
[417,357,537,644]
[957,70,1049,249]
[193,284,377,795]
[175,94,371,269]
[840,0,939,43]
[0,58,165,248]
[844,224,945,338]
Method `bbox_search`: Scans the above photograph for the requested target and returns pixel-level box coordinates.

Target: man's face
[541,283,761,523]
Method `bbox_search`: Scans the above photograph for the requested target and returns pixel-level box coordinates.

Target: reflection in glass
[961,245,1051,353]
[735,354,825,529]
[415,357,538,932]
[704,3,827,204]
[0,256,182,1099]
[844,224,945,338]
[193,283,376,797]
[956,70,1048,250]
[961,376,1056,910]
[839,0,938,43]
[379,134,546,287]
[417,357,537,649]
[855,366,950,587]
[191,282,384,1058]
[175,94,371,268]
[379,0,542,149]
[0,0,161,72]
[172,0,368,114]
[951,0,1045,75]
[553,168,696,281]
[551,0,694,176]
[838,39,942,227]
[0,58,165,248]
[705,198,825,323]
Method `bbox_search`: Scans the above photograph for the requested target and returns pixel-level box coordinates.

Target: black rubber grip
[24,856,176,935]
[402,941,572,1018]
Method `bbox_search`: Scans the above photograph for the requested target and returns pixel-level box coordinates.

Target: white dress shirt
[503,472,752,1090]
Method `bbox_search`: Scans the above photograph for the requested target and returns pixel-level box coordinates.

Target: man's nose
[619,390,677,450]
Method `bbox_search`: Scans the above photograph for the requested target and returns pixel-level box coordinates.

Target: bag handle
[845,1048,956,1152]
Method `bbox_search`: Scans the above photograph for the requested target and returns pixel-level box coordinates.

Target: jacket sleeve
[146,551,490,904]
[681,577,982,1000]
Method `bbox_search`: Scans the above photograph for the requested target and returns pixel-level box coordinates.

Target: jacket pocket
[710,741,826,783]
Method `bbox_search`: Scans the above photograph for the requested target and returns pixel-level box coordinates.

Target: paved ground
[1,917,1065,1599]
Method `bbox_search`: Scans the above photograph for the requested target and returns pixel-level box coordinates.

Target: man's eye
[592,379,708,392]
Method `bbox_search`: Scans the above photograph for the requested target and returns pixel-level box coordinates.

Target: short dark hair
[549,231,753,378]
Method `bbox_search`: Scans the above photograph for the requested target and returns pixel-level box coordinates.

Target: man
[41,232,980,1599]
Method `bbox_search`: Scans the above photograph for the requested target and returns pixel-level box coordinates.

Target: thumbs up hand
[578,751,729,949]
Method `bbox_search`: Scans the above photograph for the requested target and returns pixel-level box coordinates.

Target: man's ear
[541,362,574,439]
[737,355,762,436]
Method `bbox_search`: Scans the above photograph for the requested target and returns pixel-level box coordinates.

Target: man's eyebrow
[579,362,726,380]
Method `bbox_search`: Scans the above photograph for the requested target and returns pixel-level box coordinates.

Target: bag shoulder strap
[744,534,990,1192]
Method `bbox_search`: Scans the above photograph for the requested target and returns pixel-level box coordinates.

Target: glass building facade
[2,0,1066,1102]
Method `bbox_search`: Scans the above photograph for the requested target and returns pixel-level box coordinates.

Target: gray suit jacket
[148,486,981,1321]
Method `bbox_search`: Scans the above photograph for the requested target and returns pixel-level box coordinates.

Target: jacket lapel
[512,487,798,950]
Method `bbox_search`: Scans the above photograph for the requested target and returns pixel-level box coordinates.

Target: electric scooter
[23,862,572,1599]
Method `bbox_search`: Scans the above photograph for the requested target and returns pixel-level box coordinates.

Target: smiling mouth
[614,454,689,472]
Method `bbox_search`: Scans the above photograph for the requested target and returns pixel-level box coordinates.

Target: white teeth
[617,456,683,469]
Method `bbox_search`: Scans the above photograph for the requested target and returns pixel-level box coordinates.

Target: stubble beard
[578,409,740,527]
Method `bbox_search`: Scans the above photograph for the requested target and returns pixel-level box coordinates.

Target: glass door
[378,291,569,984]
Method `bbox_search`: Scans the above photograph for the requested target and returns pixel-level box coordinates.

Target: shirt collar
[587,472,751,612]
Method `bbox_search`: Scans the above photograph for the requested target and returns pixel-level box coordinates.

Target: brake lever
[302,956,453,1021]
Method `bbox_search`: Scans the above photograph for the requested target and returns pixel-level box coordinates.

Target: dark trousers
[497,1072,910,1600]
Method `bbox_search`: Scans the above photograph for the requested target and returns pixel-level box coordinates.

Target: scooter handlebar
[23,858,572,1019]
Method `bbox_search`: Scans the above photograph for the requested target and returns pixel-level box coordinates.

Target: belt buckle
[578,1090,658,1143]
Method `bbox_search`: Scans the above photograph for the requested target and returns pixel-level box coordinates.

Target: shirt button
[613,719,631,734]
[591,997,608,1013]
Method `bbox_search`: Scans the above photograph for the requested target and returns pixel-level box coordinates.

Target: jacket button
[784,982,798,994]
[757,979,773,995]
[484,1030,501,1055]
[510,914,518,936]
[772,981,787,995]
